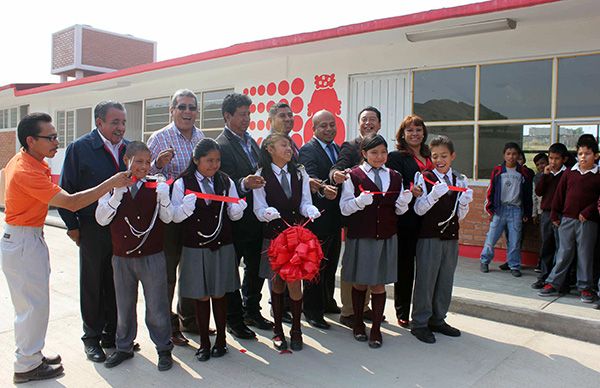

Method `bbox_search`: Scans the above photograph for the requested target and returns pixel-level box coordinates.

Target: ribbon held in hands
[421,175,468,193]
[184,189,245,204]
[358,184,400,195]
[131,175,175,189]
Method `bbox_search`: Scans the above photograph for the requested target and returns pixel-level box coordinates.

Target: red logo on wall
[243,73,346,147]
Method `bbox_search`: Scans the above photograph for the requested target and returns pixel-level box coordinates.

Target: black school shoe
[480,263,489,273]
[157,351,173,371]
[13,363,64,384]
[272,334,288,351]
[211,345,228,358]
[244,313,274,330]
[85,344,106,363]
[104,351,133,368]
[511,269,522,277]
[411,327,436,344]
[429,322,461,337]
[195,347,210,362]
[226,323,256,339]
[531,279,545,289]
[499,262,510,271]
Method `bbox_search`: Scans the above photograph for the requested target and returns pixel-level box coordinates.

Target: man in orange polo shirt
[1,113,131,384]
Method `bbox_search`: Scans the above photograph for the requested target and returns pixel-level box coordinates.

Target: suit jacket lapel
[225,128,254,171]
[310,138,334,168]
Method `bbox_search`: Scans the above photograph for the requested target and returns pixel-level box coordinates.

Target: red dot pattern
[267,82,276,96]
[257,120,265,130]
[291,78,304,95]
[257,102,265,113]
[278,80,289,95]
[258,85,265,96]
[291,97,303,114]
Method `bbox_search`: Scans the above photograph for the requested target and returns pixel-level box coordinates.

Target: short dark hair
[577,135,599,154]
[548,142,569,158]
[533,152,548,164]
[268,102,291,118]
[94,101,125,121]
[358,106,381,123]
[17,112,52,150]
[429,135,455,154]
[170,89,198,109]
[360,133,387,152]
[221,93,252,117]
[125,141,150,158]
[503,142,522,154]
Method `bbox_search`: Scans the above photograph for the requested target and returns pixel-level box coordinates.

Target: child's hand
[355,191,374,208]
[263,207,281,221]
[459,188,474,205]
[411,184,423,198]
[108,186,128,208]
[396,189,413,207]
[579,214,587,222]
[544,165,552,175]
[306,205,321,220]
[430,182,449,200]
[156,182,171,205]
[182,193,197,215]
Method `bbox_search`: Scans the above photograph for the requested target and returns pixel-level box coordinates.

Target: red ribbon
[422,175,467,192]
[184,189,244,204]
[131,176,175,189]
[267,225,324,282]
[358,184,401,195]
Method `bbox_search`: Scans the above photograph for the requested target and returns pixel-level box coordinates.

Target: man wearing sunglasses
[2,113,131,383]
[59,101,130,363]
[147,89,205,345]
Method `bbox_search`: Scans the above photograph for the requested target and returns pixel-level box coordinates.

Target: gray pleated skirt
[341,235,398,285]
[259,239,274,279]
[179,244,240,299]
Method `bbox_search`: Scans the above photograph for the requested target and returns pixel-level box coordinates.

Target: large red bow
[268,225,324,282]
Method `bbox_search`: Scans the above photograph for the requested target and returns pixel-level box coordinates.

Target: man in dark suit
[216,93,273,339]
[299,110,342,329]
[59,101,129,362]
[269,102,299,159]
[328,106,382,328]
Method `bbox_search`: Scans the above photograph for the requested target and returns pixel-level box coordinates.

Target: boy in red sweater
[531,143,569,289]
[539,137,600,303]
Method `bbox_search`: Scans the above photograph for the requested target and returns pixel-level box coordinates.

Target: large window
[557,54,600,118]
[202,89,232,129]
[413,67,475,121]
[144,97,170,135]
[0,108,18,129]
[412,53,600,180]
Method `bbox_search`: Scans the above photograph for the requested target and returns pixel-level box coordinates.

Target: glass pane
[478,125,525,179]
[558,125,600,151]
[522,124,551,152]
[427,126,474,178]
[0,110,4,129]
[202,89,233,129]
[558,54,600,118]
[66,111,75,145]
[56,111,66,148]
[480,60,552,120]
[413,67,475,121]
[144,97,169,132]
[10,108,18,127]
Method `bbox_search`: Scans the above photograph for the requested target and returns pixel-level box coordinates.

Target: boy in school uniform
[95,141,174,370]
[539,137,600,303]
[531,152,548,272]
[531,144,568,289]
[410,136,473,344]
[480,142,533,277]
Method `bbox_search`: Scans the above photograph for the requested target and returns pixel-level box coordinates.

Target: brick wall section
[0,132,16,169]
[459,185,540,253]
[52,28,75,70]
[81,29,154,69]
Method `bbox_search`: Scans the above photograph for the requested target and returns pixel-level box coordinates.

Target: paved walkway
[0,211,599,387]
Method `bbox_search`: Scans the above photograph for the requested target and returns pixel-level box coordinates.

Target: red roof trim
[7,0,559,97]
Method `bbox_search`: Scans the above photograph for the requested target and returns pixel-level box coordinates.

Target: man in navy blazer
[216,93,273,339]
[58,101,129,363]
[299,110,342,328]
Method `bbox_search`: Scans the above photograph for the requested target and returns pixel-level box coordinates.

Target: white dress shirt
[340,162,407,216]
[571,163,599,175]
[95,179,173,226]
[414,168,469,220]
[171,172,244,223]
[253,163,313,222]
[97,130,124,165]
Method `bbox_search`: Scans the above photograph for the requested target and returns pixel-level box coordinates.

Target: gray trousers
[538,210,559,281]
[546,217,598,291]
[411,238,458,328]
[1,225,49,373]
[112,252,173,353]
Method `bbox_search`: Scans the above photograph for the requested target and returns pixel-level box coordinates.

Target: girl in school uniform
[172,138,247,362]
[340,134,412,348]
[253,132,321,352]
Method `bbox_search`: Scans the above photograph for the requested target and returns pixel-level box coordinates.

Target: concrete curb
[449,296,600,345]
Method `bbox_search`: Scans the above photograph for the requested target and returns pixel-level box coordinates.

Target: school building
[1,0,599,264]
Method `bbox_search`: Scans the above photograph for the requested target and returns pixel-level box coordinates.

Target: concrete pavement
[1,211,600,387]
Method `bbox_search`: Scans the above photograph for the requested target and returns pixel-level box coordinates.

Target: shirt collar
[97,130,123,149]
[315,137,332,150]
[271,163,289,175]
[170,122,198,139]
[571,163,599,174]
[21,148,50,171]
[225,126,250,142]
[551,165,567,176]
[433,168,453,182]
[194,170,212,182]
[362,161,388,173]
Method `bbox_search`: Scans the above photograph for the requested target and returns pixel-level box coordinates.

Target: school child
[539,136,600,303]
[95,141,174,371]
[339,134,412,348]
[171,138,247,361]
[480,142,533,277]
[531,144,568,289]
[410,135,472,344]
[531,153,549,272]
[253,133,321,352]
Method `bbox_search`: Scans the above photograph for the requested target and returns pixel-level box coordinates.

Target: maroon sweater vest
[262,166,303,239]
[535,171,564,211]
[551,169,600,222]
[181,173,233,250]
[346,166,401,240]
[110,185,164,257]
[418,170,460,240]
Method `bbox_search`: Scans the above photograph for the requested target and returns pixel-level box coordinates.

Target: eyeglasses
[176,104,198,112]
[34,134,59,142]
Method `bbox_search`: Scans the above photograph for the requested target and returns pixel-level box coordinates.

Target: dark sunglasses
[34,134,59,142]
[176,104,198,112]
